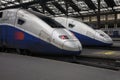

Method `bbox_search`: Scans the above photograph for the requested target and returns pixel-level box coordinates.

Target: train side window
[0,12,3,18]
[17,19,25,25]
[68,23,75,28]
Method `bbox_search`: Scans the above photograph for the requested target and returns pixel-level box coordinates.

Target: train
[54,17,113,46]
[0,9,82,55]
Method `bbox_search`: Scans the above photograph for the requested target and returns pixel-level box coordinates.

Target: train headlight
[59,35,69,39]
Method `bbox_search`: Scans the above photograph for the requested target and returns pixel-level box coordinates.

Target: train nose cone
[62,40,82,51]
[106,38,113,45]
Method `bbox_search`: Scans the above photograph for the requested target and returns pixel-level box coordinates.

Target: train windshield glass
[27,10,64,28]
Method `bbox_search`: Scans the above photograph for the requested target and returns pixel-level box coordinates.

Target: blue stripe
[0,25,81,55]
[71,31,112,46]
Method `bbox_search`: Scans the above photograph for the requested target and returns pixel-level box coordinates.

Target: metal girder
[0,0,119,17]
[104,0,116,8]
[40,3,55,15]
[16,0,21,3]
[0,0,55,15]
[97,0,101,28]
[30,6,42,13]
[52,2,67,15]
[0,1,37,10]
[1,1,15,6]
[84,0,97,10]
[43,6,55,15]
[74,10,119,18]
[0,0,51,10]
[66,0,81,14]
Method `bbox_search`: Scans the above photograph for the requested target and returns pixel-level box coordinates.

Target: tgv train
[54,17,113,46]
[0,9,82,55]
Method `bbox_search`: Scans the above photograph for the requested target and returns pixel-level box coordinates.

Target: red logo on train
[15,31,24,40]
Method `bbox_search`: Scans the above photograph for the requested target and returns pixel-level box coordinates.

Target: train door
[14,13,27,49]
[8,11,18,48]
[0,11,8,47]
[4,10,17,47]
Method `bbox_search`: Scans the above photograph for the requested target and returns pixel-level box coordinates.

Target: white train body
[0,9,82,55]
[54,17,113,46]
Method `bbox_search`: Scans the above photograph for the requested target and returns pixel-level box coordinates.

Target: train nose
[62,40,82,52]
[105,38,113,45]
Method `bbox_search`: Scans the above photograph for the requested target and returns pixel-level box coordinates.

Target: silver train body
[54,17,113,46]
[0,9,82,55]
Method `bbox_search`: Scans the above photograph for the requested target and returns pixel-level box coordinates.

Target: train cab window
[0,12,3,18]
[17,19,25,25]
[27,10,64,28]
[40,17,64,28]
[68,23,75,28]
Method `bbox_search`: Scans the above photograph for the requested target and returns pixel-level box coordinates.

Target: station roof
[0,0,120,17]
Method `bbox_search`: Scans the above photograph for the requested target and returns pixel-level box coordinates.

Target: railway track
[75,56,120,71]
[37,55,120,71]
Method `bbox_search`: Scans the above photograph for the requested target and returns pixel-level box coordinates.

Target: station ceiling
[0,0,120,17]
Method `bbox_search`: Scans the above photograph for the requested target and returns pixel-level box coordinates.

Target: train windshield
[27,10,64,28]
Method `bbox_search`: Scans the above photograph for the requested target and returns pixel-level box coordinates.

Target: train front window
[40,17,64,28]
[27,10,64,28]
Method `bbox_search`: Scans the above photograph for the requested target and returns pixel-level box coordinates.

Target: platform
[81,41,120,59]
[0,53,120,80]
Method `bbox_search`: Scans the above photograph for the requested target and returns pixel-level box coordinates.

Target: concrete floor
[0,53,120,80]
[0,41,120,80]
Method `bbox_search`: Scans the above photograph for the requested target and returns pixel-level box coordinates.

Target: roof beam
[83,0,97,10]
[0,1,37,10]
[74,10,118,18]
[66,0,81,15]
[104,0,116,8]
[40,3,55,15]
[44,5,55,15]
[0,0,50,10]
[52,2,67,15]
[30,6,42,13]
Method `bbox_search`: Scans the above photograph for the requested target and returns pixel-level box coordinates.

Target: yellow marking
[104,51,115,55]
[96,51,115,55]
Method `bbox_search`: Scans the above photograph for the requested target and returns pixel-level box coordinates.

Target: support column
[97,0,101,29]
[65,0,68,16]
